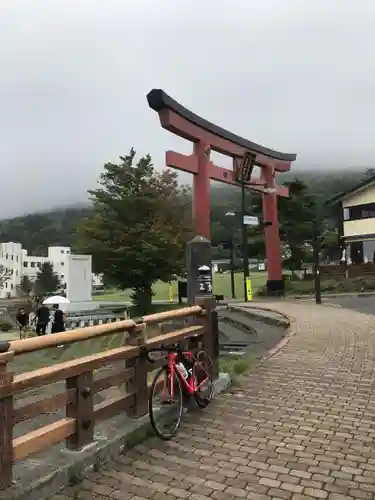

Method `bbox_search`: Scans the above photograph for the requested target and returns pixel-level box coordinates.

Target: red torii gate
[147,89,296,292]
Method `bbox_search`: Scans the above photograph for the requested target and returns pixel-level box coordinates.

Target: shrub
[256,276,375,296]
[0,321,13,332]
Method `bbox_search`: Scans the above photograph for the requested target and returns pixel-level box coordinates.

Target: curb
[227,304,290,327]
[228,304,295,364]
[288,292,375,299]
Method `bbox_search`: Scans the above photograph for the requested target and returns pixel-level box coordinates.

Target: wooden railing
[0,304,218,490]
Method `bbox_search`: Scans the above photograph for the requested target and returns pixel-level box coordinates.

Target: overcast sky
[1,0,375,217]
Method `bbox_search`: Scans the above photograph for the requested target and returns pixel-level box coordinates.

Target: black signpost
[186,235,218,378]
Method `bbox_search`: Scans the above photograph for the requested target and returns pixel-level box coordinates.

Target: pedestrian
[51,304,66,333]
[16,308,29,339]
[36,302,50,336]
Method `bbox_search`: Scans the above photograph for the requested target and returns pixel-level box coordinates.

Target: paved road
[329,296,375,316]
[54,302,375,500]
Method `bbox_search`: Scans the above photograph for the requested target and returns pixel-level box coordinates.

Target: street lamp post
[229,237,236,299]
[241,179,250,302]
[234,152,256,302]
[224,212,237,299]
[312,217,322,304]
[311,198,327,305]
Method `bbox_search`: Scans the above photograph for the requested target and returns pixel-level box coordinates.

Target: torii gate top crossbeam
[147,89,297,170]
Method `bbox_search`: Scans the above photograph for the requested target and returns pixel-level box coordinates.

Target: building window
[362,240,375,263]
[61,262,64,266]
[30,262,35,268]
[348,202,375,220]
[16,256,18,262]
[11,255,13,260]
[5,253,8,259]
[10,284,13,290]
[23,262,28,268]
[61,250,65,254]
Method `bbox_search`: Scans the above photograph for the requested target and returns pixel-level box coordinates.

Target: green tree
[34,262,61,296]
[19,275,34,296]
[76,148,193,313]
[278,179,317,269]
[320,228,339,261]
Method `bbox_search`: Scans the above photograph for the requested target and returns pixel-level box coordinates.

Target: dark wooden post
[186,235,213,305]
[66,371,94,450]
[0,341,14,490]
[126,321,148,418]
[186,236,218,378]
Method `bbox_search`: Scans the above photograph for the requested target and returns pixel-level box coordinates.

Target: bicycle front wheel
[149,366,183,440]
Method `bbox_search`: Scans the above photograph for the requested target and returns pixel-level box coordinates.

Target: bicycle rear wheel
[149,366,183,440]
[193,350,214,408]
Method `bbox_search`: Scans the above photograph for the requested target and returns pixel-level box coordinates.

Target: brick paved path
[54,302,375,500]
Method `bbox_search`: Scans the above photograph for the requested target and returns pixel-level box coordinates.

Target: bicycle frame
[166,351,210,396]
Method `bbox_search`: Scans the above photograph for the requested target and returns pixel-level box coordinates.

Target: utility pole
[312,217,322,304]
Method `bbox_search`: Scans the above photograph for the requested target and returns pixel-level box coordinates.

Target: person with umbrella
[51,304,66,333]
[42,296,70,334]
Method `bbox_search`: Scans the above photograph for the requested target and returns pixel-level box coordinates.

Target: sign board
[246,278,253,301]
[234,152,256,183]
[197,265,212,295]
[168,282,174,303]
[243,215,259,226]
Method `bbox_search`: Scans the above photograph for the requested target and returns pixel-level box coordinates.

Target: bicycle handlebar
[141,344,183,363]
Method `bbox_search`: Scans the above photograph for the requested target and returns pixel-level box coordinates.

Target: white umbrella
[42,296,70,305]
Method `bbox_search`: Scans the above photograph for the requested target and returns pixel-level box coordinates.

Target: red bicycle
[145,344,214,440]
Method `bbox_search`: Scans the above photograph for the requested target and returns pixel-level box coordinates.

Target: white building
[0,243,93,303]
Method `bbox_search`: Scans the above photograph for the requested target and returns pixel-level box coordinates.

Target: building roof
[327,174,375,205]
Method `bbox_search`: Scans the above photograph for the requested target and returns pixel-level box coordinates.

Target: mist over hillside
[0,165,370,257]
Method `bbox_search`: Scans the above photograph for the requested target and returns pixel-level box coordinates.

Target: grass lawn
[219,353,259,381]
[94,271,268,303]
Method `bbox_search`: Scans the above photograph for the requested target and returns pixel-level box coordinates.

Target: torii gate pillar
[147,90,297,293]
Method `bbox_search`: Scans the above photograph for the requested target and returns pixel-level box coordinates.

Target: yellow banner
[246,278,252,301]
[168,283,174,303]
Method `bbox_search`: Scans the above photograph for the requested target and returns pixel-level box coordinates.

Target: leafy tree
[321,227,340,262]
[278,179,317,269]
[0,265,12,290]
[76,148,193,313]
[34,262,61,296]
[19,275,34,296]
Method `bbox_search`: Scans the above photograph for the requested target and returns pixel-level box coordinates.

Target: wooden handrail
[143,305,203,324]
[9,345,139,396]
[0,302,216,492]
[6,306,203,356]
[9,319,137,355]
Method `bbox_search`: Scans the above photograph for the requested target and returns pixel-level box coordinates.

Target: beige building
[333,177,375,264]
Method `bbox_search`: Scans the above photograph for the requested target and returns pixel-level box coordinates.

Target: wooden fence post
[0,341,14,490]
[66,371,94,450]
[126,321,148,418]
[186,236,219,378]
